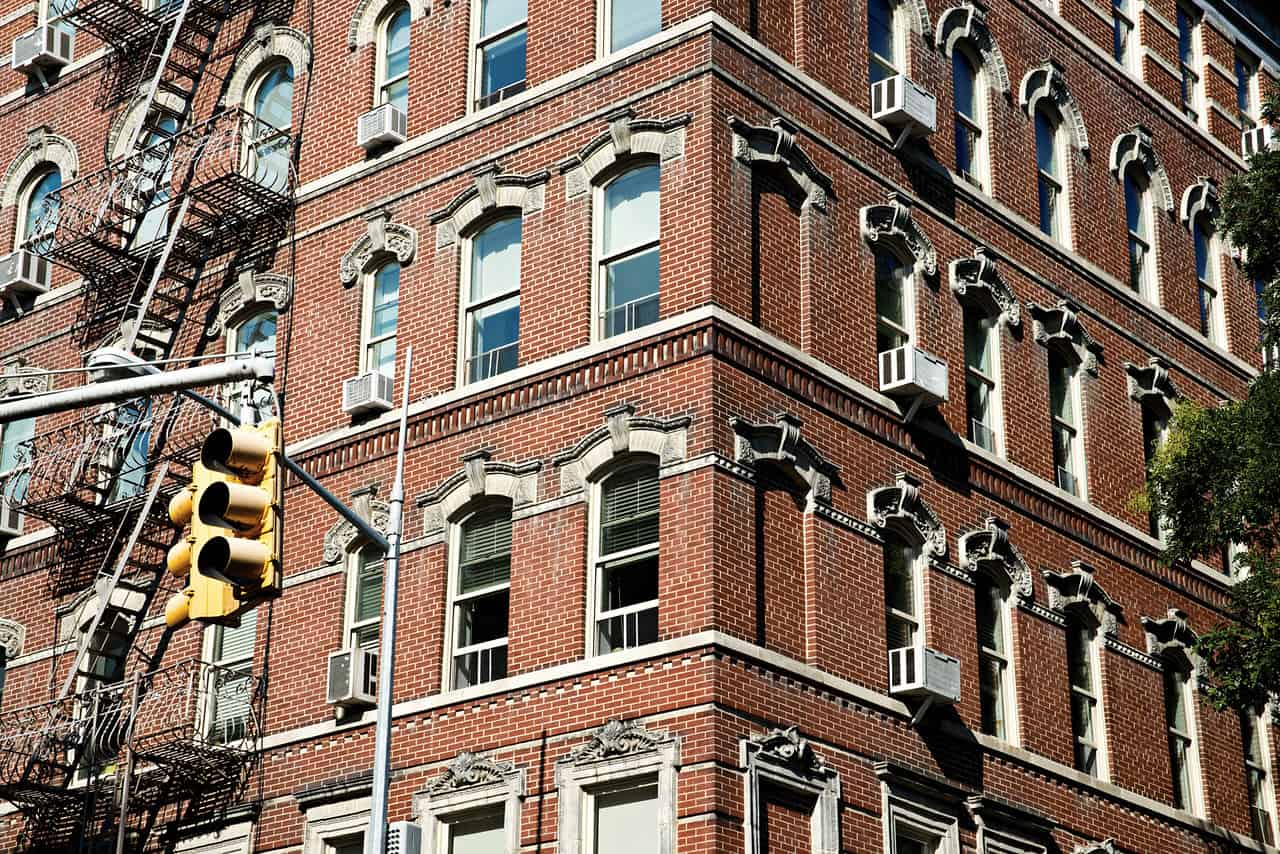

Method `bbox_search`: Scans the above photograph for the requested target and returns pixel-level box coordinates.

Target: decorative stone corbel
[729,413,837,506]
[1108,125,1174,214]
[741,727,840,854]
[949,248,1020,327]
[559,110,691,200]
[1043,560,1122,637]
[935,3,1011,93]
[866,472,947,559]
[339,208,418,287]
[322,491,390,564]
[860,193,938,276]
[1018,60,1089,152]
[418,450,541,541]
[1026,299,1102,375]
[1,358,51,396]
[957,516,1032,599]
[727,116,832,211]
[1124,357,1180,415]
[0,618,25,659]
[1142,608,1198,661]
[431,163,549,248]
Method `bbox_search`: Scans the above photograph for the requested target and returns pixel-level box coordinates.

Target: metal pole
[367,346,411,854]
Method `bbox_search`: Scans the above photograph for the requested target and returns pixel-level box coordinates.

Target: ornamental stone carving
[223,25,313,110]
[958,516,1032,599]
[1180,177,1220,227]
[425,751,519,795]
[1074,841,1119,854]
[562,719,674,766]
[743,727,833,780]
[1124,357,1180,415]
[866,471,947,559]
[860,193,937,276]
[1026,299,1102,375]
[339,208,418,286]
[741,727,840,854]
[431,164,548,248]
[1044,560,1123,637]
[935,3,1011,93]
[418,450,540,540]
[1142,608,1198,661]
[560,109,690,199]
[1108,125,1174,214]
[728,116,832,211]
[0,618,25,658]
[206,269,292,339]
[2,125,78,207]
[729,412,837,505]
[348,0,427,49]
[949,247,1020,328]
[554,403,690,495]
[323,497,390,564]
[1019,61,1089,152]
[1,359,51,396]
[897,0,931,35]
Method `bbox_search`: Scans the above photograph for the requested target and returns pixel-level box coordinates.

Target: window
[449,505,511,689]
[597,165,660,339]
[206,609,256,745]
[963,305,1001,453]
[1164,664,1202,814]
[377,4,411,113]
[363,261,400,377]
[976,573,1014,741]
[1035,108,1068,242]
[106,398,151,503]
[463,216,521,383]
[1257,279,1276,368]
[1193,215,1224,345]
[134,116,179,249]
[867,0,902,84]
[884,538,920,651]
[1243,707,1277,846]
[345,545,383,650]
[605,0,660,53]
[585,778,658,854]
[475,0,526,109]
[229,308,277,425]
[0,415,33,512]
[1123,166,1155,300]
[1112,0,1136,71]
[952,46,986,190]
[325,833,364,854]
[875,250,912,355]
[1066,621,1105,777]
[249,63,294,189]
[1048,350,1085,498]
[1236,51,1260,130]
[895,829,942,854]
[442,808,505,853]
[1141,404,1169,539]
[592,463,659,654]
[17,168,60,249]
[1177,4,1202,124]
[0,647,6,710]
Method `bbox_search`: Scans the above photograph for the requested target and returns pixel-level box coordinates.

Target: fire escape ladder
[119,196,194,358]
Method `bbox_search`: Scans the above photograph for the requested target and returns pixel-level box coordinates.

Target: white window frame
[1177,3,1204,126]
[1194,216,1227,347]
[742,732,840,854]
[586,459,661,656]
[1066,620,1109,781]
[867,0,907,83]
[597,0,662,57]
[361,260,400,377]
[1244,705,1279,846]
[302,796,370,854]
[592,162,661,343]
[1035,107,1071,246]
[469,0,528,112]
[975,571,1018,745]
[951,42,989,192]
[1123,166,1157,303]
[375,2,411,110]
[884,537,924,653]
[1048,349,1087,500]
[883,794,959,854]
[443,503,513,692]
[416,759,524,854]
[343,545,383,651]
[875,248,915,355]
[1164,663,1205,816]
[16,166,59,250]
[225,306,278,426]
[458,215,521,386]
[962,305,1003,455]
[1236,49,1260,129]
[1111,0,1138,73]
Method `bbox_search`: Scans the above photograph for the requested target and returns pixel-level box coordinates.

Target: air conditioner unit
[879,344,948,415]
[357,103,408,150]
[327,645,378,709]
[889,645,960,712]
[11,25,73,73]
[387,821,423,854]
[342,371,394,415]
[0,250,51,298]
[0,497,23,538]
[871,74,937,149]
[1242,125,1275,158]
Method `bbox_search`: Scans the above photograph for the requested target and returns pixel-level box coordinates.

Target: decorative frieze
[935,3,1011,93]
[1043,560,1123,637]
[1108,125,1174,213]
[949,248,1020,328]
[957,516,1032,599]
[1026,299,1102,375]
[860,193,938,276]
[431,164,549,248]
[728,116,832,211]
[425,752,520,795]
[1124,357,1180,414]
[207,269,292,339]
[562,718,674,765]
[729,412,837,505]
[866,472,947,560]
[1018,61,1090,152]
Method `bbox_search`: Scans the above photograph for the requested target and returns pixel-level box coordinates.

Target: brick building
[0,0,1277,850]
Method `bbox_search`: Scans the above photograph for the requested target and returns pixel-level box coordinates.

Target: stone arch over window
[958,516,1032,599]
[1,126,77,208]
[935,3,1011,93]
[339,208,419,288]
[418,450,540,541]
[1124,356,1180,418]
[1142,608,1200,672]
[1019,61,1089,153]
[949,247,1020,327]
[897,0,932,37]
[740,727,840,854]
[860,193,938,276]
[727,116,832,212]
[104,91,187,162]
[347,0,426,49]
[560,109,690,200]
[1074,841,1120,854]
[1,359,51,396]
[322,494,391,564]
[553,403,690,496]
[0,617,25,659]
[729,412,838,507]
[431,164,548,248]
[222,25,312,110]
[1108,125,1174,215]
[1179,177,1219,228]
[206,269,292,340]
[1026,299,1102,375]
[1043,560,1123,636]
[414,751,525,854]
[866,471,947,559]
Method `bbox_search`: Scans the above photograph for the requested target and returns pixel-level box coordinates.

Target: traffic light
[164,418,283,628]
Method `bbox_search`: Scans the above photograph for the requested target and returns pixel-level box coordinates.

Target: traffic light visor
[197,535,271,586]
[202,427,272,479]
[199,481,269,531]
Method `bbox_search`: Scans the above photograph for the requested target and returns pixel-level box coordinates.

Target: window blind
[460,508,513,593]
[601,466,659,556]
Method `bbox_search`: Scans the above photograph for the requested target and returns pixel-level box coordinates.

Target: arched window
[17,167,60,249]
[1193,215,1225,345]
[975,571,1015,741]
[363,261,400,377]
[345,544,384,650]
[591,461,660,654]
[1048,347,1086,497]
[883,536,921,651]
[1066,617,1107,777]
[447,503,512,688]
[963,304,1002,452]
[377,3,410,113]
[249,63,294,190]
[135,115,179,249]
[604,0,660,54]
[463,216,521,383]
[874,249,912,355]
[867,0,903,83]
[1123,165,1155,300]
[952,45,987,190]
[596,164,660,339]
[1163,659,1203,814]
[229,308,278,424]
[1035,107,1069,242]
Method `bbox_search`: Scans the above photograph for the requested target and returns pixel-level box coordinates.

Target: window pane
[214,609,257,663]
[468,298,520,382]
[867,0,896,82]
[1124,171,1146,236]
[594,783,659,854]
[875,251,907,353]
[384,77,409,113]
[236,311,277,355]
[980,655,1005,739]
[884,541,914,627]
[1067,626,1093,690]
[253,64,294,130]
[481,0,526,36]
[384,6,410,81]
[480,28,526,100]
[604,166,660,256]
[1,418,34,474]
[1048,352,1074,423]
[456,590,509,647]
[1178,8,1195,65]
[953,50,976,120]
[372,263,400,338]
[610,0,661,52]
[1193,220,1211,284]
[448,809,505,854]
[1035,111,1057,176]
[597,603,658,652]
[23,169,60,243]
[330,834,364,854]
[963,308,992,375]
[355,549,384,625]
[460,508,513,592]
[471,217,522,302]
[600,555,659,613]
[975,576,1003,653]
[604,249,660,336]
[601,466,659,555]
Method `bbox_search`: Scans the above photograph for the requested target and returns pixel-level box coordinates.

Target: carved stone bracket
[957,516,1032,600]
[562,719,675,766]
[729,413,838,506]
[1,358,51,396]
[1043,560,1122,637]
[425,751,520,795]
[431,164,549,248]
[741,727,840,854]
[860,193,937,276]
[1180,176,1220,228]
[2,125,78,208]
[339,208,419,286]
[560,109,690,200]
[554,403,690,495]
[1018,60,1089,152]
[949,247,1020,328]
[1142,608,1199,664]
[206,269,292,339]
[418,450,541,540]
[935,3,1011,93]
[416,749,525,854]
[1026,299,1102,375]
[743,727,834,782]
[866,472,947,560]
[1108,125,1174,214]
[727,116,832,211]
[322,496,390,564]
[1124,357,1180,415]
[1074,841,1119,854]
[0,618,25,659]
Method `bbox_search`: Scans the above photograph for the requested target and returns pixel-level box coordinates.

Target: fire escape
[0,0,297,850]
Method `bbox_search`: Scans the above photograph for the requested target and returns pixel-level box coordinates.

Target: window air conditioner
[1242,125,1275,158]
[387,821,423,854]
[326,645,378,709]
[342,371,394,415]
[878,344,948,416]
[889,645,960,725]
[870,74,937,149]
[0,250,51,299]
[357,103,408,150]
[11,25,73,74]
[0,497,23,538]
